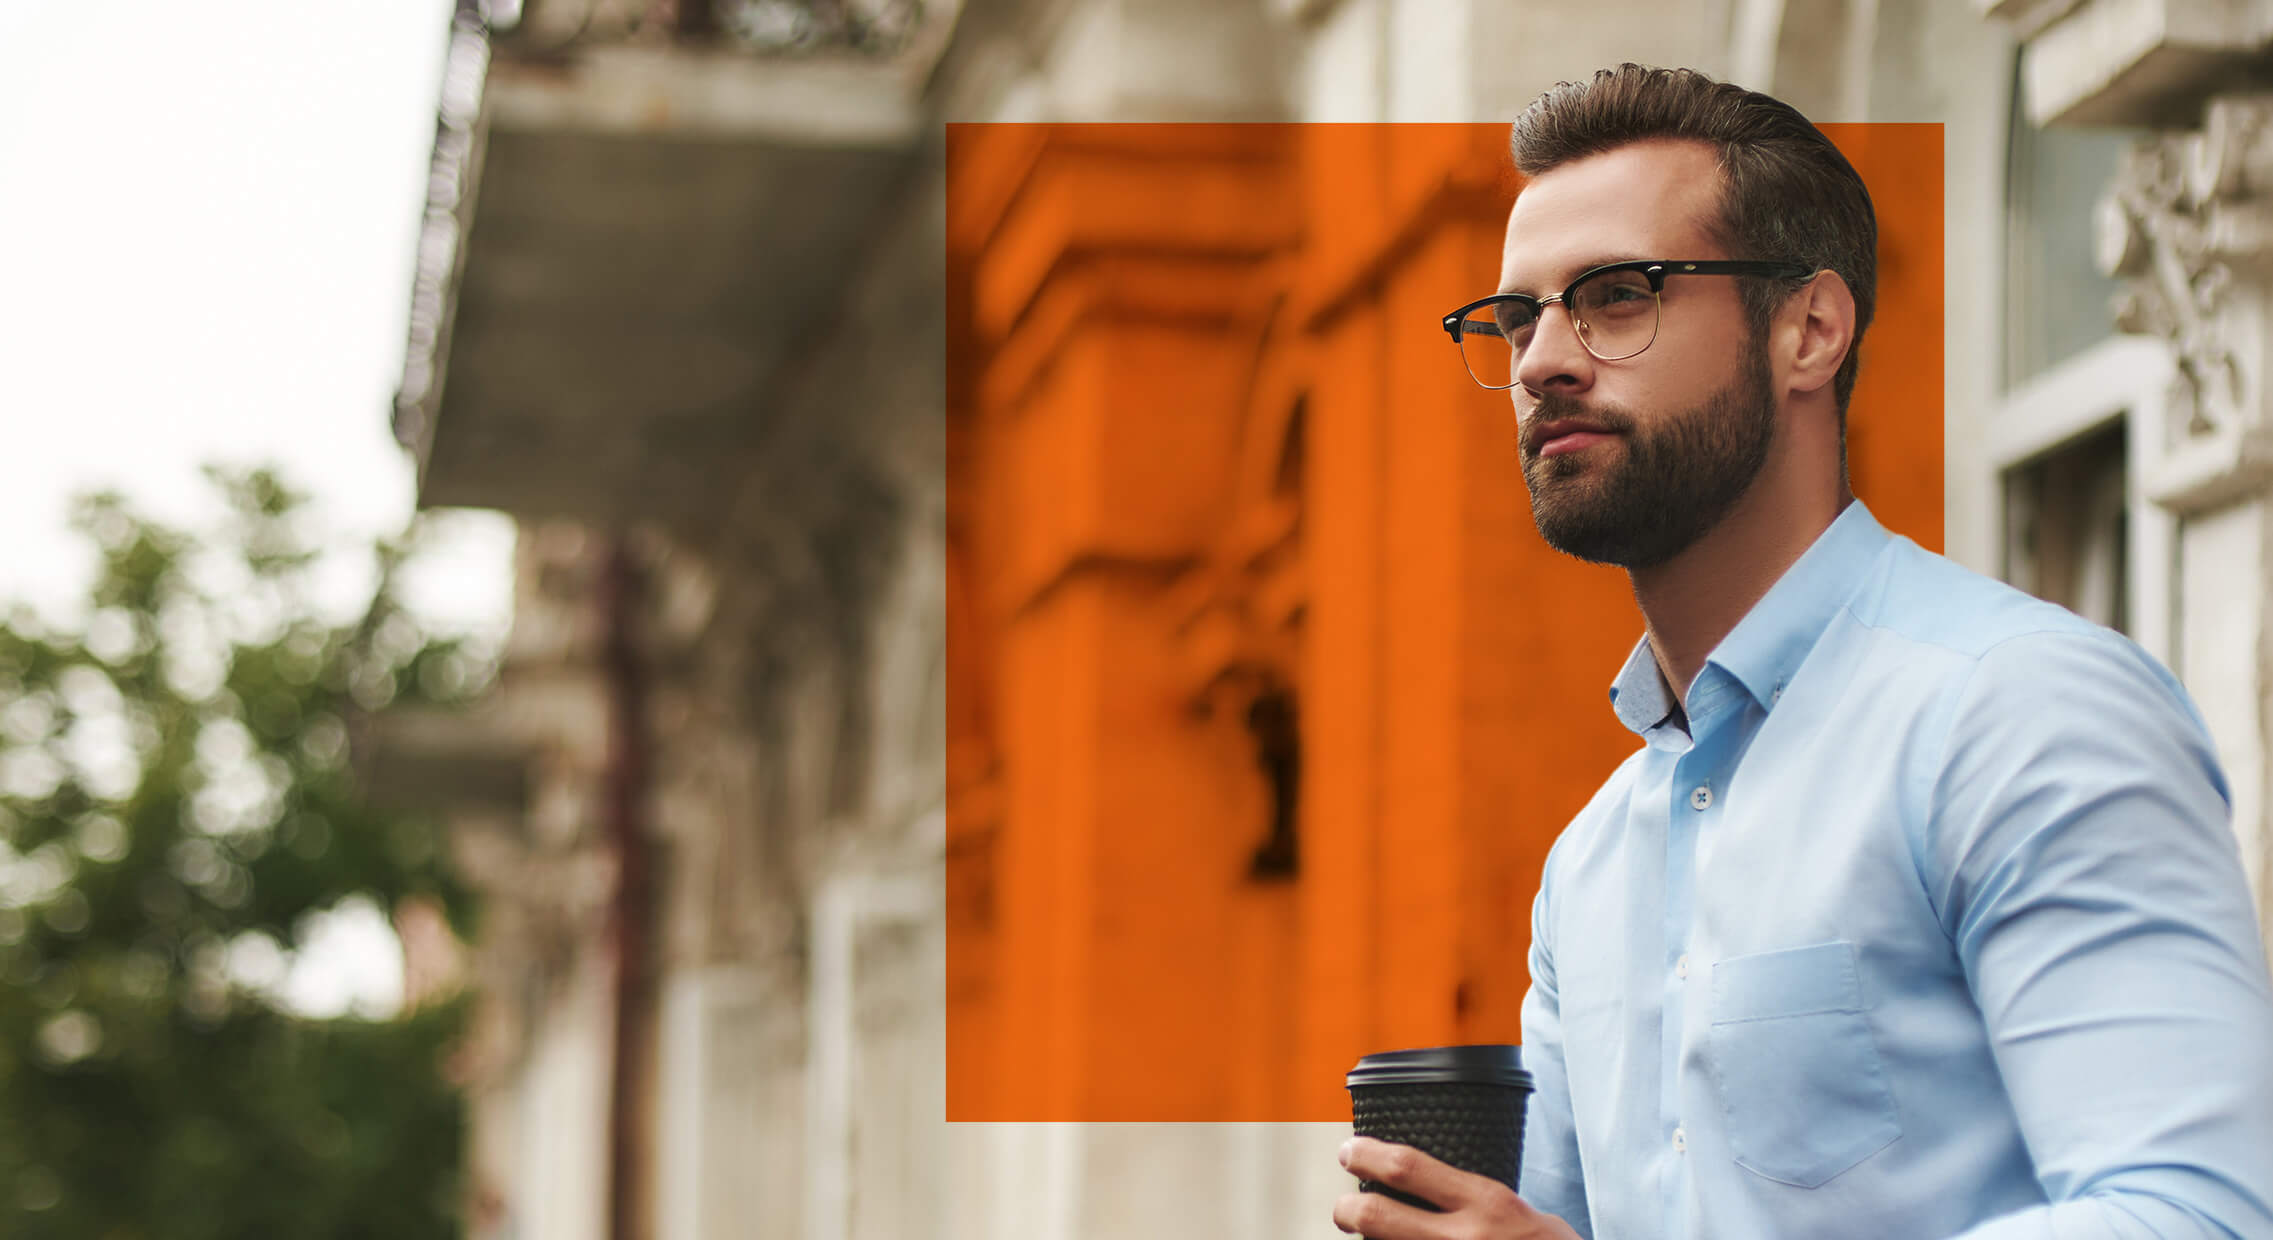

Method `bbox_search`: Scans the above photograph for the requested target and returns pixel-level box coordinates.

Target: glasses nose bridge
[1524,292,1592,360]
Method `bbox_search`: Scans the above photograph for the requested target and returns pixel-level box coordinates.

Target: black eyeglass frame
[1441,259,1817,389]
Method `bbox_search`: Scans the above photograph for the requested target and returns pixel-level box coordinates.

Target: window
[2001,54,2134,390]
[2002,420,2128,631]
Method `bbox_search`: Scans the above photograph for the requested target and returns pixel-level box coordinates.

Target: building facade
[385,0,2273,1237]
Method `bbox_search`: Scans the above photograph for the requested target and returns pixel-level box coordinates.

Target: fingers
[1332,1186,1438,1238]
[1335,1137,1548,1238]
[1339,1137,1488,1213]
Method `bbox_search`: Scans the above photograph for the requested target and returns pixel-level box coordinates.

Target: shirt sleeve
[1925,629,2273,1240]
[1519,833,1594,1239]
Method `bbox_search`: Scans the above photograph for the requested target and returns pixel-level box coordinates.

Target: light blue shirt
[1517,499,2273,1239]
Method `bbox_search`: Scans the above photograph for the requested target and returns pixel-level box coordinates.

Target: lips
[1526,416,1620,458]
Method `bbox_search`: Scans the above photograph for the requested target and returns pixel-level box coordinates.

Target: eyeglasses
[1440,259,1814,390]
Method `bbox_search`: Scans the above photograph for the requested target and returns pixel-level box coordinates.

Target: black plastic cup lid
[1346,1044,1532,1090]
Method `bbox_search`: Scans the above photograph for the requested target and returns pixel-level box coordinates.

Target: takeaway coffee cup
[1345,1044,1533,1213]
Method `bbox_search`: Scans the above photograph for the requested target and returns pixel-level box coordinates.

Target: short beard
[1520,342,1778,568]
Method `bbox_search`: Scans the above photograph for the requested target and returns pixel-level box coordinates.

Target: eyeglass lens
[1457,267,1661,387]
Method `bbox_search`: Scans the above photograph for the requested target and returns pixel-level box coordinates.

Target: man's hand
[1332,1137,1582,1240]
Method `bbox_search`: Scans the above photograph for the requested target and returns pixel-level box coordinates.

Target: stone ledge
[1981,0,2086,41]
[2021,0,2273,127]
[2147,422,2273,513]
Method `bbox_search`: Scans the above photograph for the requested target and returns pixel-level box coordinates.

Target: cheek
[1595,365,1679,420]
[1639,326,1752,393]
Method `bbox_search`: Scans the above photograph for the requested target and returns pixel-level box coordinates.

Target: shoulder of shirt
[1849,537,2221,842]
[1847,534,2193,705]
[1845,534,2107,655]
[1821,535,2198,753]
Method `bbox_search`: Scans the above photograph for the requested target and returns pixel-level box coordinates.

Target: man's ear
[1783,270,1856,397]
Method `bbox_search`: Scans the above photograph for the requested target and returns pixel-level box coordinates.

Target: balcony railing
[489,0,929,58]
[394,0,489,453]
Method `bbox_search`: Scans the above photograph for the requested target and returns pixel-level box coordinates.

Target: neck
[1629,443,1851,706]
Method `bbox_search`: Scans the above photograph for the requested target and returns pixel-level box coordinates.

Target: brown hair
[1509,63,1877,416]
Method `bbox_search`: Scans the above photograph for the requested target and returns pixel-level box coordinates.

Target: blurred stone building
[383,3,951,1238]
[380,0,2273,1237]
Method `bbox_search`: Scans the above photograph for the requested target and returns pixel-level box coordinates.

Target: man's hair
[1508,63,1877,417]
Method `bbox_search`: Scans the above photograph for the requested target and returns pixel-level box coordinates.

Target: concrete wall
[434,0,2273,1237]
[443,137,951,1240]
[642,137,951,1240]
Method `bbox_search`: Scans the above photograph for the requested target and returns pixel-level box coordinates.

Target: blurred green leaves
[0,467,487,1239]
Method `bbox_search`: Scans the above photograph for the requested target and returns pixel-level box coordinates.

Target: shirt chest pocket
[1707,940,1902,1188]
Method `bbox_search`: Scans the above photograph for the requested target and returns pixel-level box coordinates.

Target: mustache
[1519,394,1638,456]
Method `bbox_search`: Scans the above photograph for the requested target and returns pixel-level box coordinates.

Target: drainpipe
[601,537,656,1240]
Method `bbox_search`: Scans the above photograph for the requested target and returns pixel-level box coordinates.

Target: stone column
[1992,0,2273,951]
[2098,102,2273,944]
[960,124,1300,1122]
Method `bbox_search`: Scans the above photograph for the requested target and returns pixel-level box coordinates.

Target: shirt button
[1672,1127,1688,1153]
[1676,954,1691,979]
[1690,785,1713,810]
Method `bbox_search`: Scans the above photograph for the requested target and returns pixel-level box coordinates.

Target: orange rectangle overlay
[946,121,1943,1122]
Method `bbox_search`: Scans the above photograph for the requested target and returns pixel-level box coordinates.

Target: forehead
[1498,139,1726,293]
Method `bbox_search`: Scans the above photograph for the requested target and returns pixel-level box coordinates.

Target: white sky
[0,0,517,1017]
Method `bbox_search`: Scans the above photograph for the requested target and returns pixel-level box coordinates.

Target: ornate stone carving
[2096,93,2273,512]
[2095,102,2273,441]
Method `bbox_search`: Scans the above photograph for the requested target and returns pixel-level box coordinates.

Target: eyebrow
[1498,255,1640,298]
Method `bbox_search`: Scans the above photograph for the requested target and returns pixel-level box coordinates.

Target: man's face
[1498,139,1778,568]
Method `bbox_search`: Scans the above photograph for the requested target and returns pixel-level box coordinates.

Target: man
[1333,64,2273,1240]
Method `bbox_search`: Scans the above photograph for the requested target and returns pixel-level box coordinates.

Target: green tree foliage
[0,468,486,1239]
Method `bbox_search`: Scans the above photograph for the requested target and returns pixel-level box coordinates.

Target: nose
[1512,301,1594,397]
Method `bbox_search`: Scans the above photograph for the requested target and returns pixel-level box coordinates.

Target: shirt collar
[1606,499,1892,737]
[1608,634,1680,736]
